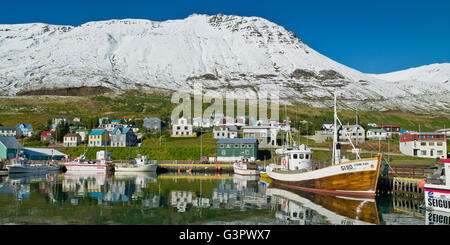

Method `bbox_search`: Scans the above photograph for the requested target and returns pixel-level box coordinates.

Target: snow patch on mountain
[0,14,449,113]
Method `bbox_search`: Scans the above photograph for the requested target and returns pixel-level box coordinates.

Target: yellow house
[88,129,110,146]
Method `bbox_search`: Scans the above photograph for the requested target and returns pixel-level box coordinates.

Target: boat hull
[7,165,60,174]
[233,166,260,176]
[64,164,109,172]
[114,164,157,172]
[267,154,383,198]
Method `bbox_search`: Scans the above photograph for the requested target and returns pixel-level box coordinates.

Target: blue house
[16,124,33,137]
[110,127,137,147]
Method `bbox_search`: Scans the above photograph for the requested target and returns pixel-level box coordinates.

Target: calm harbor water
[0,171,441,225]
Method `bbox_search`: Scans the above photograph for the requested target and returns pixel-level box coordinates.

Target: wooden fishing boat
[267,93,385,198]
[267,154,383,198]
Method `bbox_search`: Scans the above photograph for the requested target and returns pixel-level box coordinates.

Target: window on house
[226,144,230,148]
[299,154,304,159]
[245,150,249,155]
[437,150,443,155]
[241,144,245,148]
[421,142,427,146]
[421,150,427,155]
[220,144,224,148]
[221,150,226,155]
[234,144,239,148]
[293,154,297,159]
[437,142,443,146]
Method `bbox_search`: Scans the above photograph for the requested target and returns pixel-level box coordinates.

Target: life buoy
[282,158,287,167]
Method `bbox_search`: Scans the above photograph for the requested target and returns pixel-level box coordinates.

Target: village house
[110,127,137,147]
[213,126,238,139]
[366,128,390,140]
[143,117,162,131]
[400,132,447,159]
[171,117,196,137]
[252,120,290,132]
[63,133,82,147]
[339,124,365,143]
[40,131,54,143]
[0,127,21,137]
[52,116,70,127]
[193,117,213,128]
[75,128,90,142]
[16,124,33,137]
[242,125,278,148]
[88,129,111,147]
[436,128,450,137]
[0,136,23,159]
[377,125,401,138]
[73,117,82,123]
[99,117,110,126]
[235,116,246,127]
[216,138,258,162]
[313,123,365,143]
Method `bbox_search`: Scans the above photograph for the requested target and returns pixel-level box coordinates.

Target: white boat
[6,157,60,174]
[233,159,260,176]
[423,159,450,213]
[114,155,158,172]
[64,154,114,172]
[266,93,385,198]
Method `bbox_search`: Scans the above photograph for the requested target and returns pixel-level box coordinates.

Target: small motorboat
[114,155,158,172]
[64,154,114,173]
[6,157,60,174]
[233,158,260,176]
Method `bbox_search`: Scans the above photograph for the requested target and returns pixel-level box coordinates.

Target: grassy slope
[0,90,448,164]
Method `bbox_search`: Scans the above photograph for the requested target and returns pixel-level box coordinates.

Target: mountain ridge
[0,14,449,113]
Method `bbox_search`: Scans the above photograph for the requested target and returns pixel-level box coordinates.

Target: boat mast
[332,93,338,165]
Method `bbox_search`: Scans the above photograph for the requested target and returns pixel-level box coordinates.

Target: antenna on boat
[332,92,339,165]
[332,93,361,166]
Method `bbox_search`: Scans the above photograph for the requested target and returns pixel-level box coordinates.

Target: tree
[56,121,70,142]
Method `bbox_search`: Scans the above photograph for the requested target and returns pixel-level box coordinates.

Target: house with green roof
[366,128,389,140]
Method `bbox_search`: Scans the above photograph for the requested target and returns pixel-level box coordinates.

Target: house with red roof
[40,131,54,143]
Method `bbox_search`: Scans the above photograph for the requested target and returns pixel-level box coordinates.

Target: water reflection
[0,171,439,225]
[266,186,380,225]
[426,210,450,225]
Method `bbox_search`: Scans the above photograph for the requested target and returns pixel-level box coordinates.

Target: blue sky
[2,0,449,73]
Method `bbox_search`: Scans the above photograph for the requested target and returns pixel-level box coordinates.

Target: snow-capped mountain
[0,14,449,113]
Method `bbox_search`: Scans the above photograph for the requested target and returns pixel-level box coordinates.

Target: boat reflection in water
[62,171,160,207]
[1,172,57,201]
[167,172,269,213]
[266,184,380,225]
[425,210,450,225]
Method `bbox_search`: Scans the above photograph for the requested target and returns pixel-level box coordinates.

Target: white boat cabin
[278,144,313,171]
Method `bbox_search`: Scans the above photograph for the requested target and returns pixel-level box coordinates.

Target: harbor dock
[157,162,234,172]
